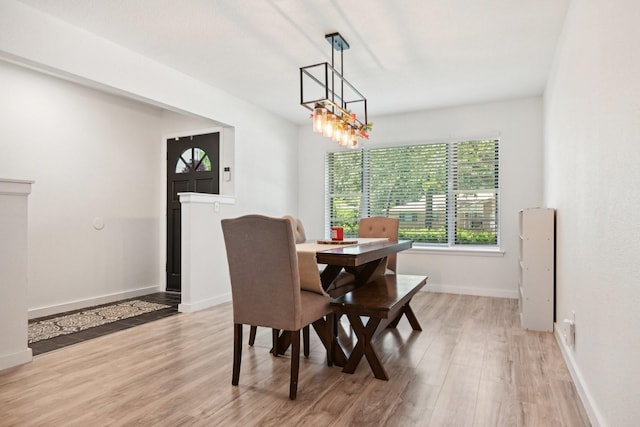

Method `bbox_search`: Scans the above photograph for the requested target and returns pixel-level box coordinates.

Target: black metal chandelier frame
[299,32,368,136]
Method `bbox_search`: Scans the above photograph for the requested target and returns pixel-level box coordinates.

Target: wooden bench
[330,274,428,380]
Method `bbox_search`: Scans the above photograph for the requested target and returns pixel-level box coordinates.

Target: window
[399,213,418,222]
[326,139,499,246]
[175,147,212,173]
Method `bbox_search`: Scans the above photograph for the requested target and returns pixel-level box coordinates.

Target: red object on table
[331,227,344,241]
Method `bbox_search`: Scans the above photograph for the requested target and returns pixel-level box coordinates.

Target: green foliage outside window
[326,139,499,245]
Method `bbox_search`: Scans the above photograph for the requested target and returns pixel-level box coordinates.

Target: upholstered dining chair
[282,215,307,244]
[221,214,333,400]
[248,215,308,347]
[328,216,401,331]
[358,216,400,273]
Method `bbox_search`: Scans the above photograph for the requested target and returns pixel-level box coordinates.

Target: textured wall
[544,0,640,424]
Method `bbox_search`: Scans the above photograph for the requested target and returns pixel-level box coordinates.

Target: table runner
[296,238,388,295]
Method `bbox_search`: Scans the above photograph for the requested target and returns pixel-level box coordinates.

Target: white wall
[544,0,640,425]
[299,97,544,297]
[0,0,299,318]
[0,61,160,313]
[0,61,217,315]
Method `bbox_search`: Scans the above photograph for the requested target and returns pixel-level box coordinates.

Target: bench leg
[386,300,422,331]
[312,315,345,367]
[403,302,422,331]
[343,314,388,380]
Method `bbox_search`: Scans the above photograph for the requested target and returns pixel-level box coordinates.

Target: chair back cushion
[282,215,307,243]
[358,217,400,272]
[221,215,304,330]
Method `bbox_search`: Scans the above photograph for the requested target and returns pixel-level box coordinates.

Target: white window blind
[325,149,362,236]
[326,138,499,246]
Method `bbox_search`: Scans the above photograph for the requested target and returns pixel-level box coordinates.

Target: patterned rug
[28,300,171,344]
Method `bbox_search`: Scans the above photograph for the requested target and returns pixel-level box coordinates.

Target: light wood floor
[0,292,590,426]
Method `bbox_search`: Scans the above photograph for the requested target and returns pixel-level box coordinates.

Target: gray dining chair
[327,216,401,294]
[282,215,307,244]
[221,214,333,400]
[248,215,309,348]
[358,216,400,273]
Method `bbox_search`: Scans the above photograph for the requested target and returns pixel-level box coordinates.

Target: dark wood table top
[315,239,412,267]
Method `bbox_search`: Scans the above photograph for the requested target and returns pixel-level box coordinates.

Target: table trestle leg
[342,314,388,380]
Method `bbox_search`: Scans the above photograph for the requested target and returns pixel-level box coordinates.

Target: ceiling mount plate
[325,32,350,51]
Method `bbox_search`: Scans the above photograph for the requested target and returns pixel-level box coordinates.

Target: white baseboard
[0,348,32,372]
[178,293,231,313]
[553,323,604,427]
[425,283,518,299]
[28,285,163,319]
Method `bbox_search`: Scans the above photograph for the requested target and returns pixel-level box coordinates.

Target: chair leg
[326,313,334,367]
[271,329,280,356]
[303,325,310,357]
[248,325,257,346]
[289,329,300,400]
[232,323,242,386]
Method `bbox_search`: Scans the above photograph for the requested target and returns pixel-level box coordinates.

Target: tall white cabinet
[518,208,555,332]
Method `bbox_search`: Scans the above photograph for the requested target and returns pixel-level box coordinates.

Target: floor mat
[28,300,171,344]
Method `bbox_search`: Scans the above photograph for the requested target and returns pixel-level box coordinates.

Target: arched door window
[175,147,212,173]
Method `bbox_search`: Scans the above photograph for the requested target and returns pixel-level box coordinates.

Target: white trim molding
[0,178,35,195]
[554,323,604,427]
[28,285,163,319]
[425,283,518,299]
[177,192,236,205]
[178,293,231,313]
[0,348,33,372]
[406,246,505,257]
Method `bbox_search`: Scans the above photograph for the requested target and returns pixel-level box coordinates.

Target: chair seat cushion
[300,290,331,327]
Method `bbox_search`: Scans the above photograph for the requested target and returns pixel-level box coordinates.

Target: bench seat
[330,274,427,380]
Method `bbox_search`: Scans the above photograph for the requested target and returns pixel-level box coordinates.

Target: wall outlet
[563,311,576,349]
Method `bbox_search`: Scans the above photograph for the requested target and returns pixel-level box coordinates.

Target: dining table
[280,237,414,367]
[296,238,413,295]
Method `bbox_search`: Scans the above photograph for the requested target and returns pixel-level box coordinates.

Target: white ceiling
[17,0,570,125]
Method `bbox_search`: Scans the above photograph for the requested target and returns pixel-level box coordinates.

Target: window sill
[405,245,505,257]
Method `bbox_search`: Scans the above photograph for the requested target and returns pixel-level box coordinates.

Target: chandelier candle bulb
[324,113,335,138]
[339,128,350,146]
[333,125,342,142]
[313,107,326,133]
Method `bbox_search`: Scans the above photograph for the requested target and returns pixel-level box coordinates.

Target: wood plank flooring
[0,292,591,426]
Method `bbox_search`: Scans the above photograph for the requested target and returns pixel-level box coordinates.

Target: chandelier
[300,32,371,148]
